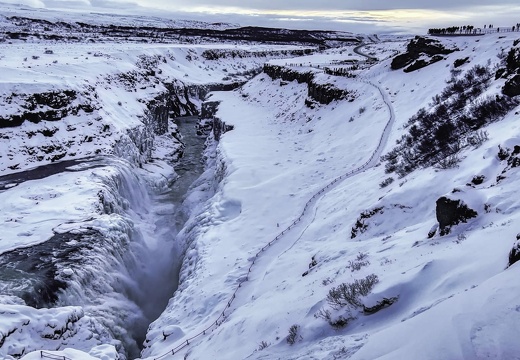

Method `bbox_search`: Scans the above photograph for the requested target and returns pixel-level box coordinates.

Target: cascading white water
[0,115,210,359]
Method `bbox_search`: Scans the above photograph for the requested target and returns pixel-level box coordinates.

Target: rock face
[435,196,478,235]
[0,89,96,128]
[503,74,520,97]
[391,36,458,72]
[201,101,220,119]
[212,117,234,141]
[508,235,520,267]
[263,64,355,105]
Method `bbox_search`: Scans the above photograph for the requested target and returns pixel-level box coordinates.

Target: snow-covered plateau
[1,5,520,360]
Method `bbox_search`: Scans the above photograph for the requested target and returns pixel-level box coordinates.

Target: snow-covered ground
[1,4,520,359]
[140,33,520,360]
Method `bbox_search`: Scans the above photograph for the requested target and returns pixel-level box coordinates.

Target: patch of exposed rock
[391,36,458,73]
[435,196,477,236]
[263,64,356,105]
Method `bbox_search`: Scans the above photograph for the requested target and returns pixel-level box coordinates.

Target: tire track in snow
[151,43,396,360]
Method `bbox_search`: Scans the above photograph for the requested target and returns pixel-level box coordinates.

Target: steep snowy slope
[141,33,520,360]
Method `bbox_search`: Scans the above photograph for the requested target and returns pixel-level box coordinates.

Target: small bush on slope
[316,274,380,329]
[326,274,379,309]
[286,324,301,345]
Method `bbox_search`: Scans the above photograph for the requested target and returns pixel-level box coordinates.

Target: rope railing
[152,42,395,360]
[40,351,72,360]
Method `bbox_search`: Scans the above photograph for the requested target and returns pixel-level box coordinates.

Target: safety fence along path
[152,41,396,360]
[40,351,72,360]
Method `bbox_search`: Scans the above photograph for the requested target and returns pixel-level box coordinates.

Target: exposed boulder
[470,175,486,185]
[508,234,520,267]
[363,296,399,315]
[453,57,470,68]
[436,196,478,235]
[496,144,520,183]
[391,36,458,72]
[503,74,520,97]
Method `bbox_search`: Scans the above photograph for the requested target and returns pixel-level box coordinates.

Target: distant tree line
[429,24,520,35]
[428,25,478,35]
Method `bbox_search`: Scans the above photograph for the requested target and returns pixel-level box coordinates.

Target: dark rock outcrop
[212,117,234,141]
[496,45,520,96]
[0,90,96,128]
[435,196,477,235]
[508,234,520,267]
[470,175,486,185]
[391,36,458,72]
[363,296,398,315]
[263,64,355,105]
[201,101,220,119]
[454,57,470,68]
[503,74,520,97]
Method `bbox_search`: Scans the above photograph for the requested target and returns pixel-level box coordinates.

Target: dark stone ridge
[391,36,458,72]
[263,64,356,105]
[0,90,96,128]
[435,196,477,236]
[2,16,360,47]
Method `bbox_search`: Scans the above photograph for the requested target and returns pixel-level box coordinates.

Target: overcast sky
[3,0,520,33]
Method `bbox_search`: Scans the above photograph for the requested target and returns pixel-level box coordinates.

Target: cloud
[5,0,520,34]
[2,0,46,8]
[125,0,520,12]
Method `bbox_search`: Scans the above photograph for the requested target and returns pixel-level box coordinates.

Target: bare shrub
[315,308,354,329]
[436,154,461,169]
[466,130,489,148]
[356,252,368,261]
[379,176,394,188]
[286,324,300,345]
[258,341,269,350]
[347,253,370,272]
[326,274,379,309]
[455,233,467,244]
[315,308,332,322]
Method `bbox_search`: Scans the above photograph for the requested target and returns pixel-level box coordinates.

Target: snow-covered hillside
[2,4,520,360]
[140,33,520,360]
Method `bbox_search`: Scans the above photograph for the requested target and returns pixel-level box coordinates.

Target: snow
[142,32,520,360]
[1,4,520,359]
